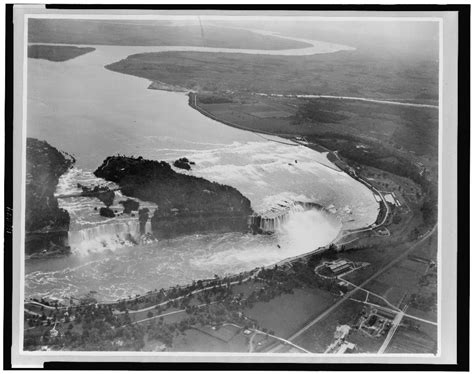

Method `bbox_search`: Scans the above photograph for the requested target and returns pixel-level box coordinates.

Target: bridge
[54,187,120,199]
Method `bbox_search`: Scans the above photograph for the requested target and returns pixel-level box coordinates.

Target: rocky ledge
[94,156,253,238]
[173,157,195,171]
[78,183,115,207]
[25,138,75,255]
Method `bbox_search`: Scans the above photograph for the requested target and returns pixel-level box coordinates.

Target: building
[49,326,59,338]
[327,260,353,275]
[376,309,396,320]
[334,324,351,340]
[336,342,356,354]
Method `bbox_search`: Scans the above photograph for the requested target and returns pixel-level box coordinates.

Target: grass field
[386,321,437,354]
[292,299,366,353]
[244,287,336,338]
[194,324,240,342]
[169,328,249,352]
[232,280,266,298]
[364,261,425,307]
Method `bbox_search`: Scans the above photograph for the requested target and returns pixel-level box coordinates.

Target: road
[248,332,257,353]
[222,323,310,353]
[347,297,437,326]
[54,187,120,199]
[255,92,438,109]
[26,272,258,315]
[267,224,437,353]
[119,274,257,315]
[131,301,218,325]
[378,305,408,354]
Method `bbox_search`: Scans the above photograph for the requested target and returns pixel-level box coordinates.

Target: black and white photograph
[6,4,467,369]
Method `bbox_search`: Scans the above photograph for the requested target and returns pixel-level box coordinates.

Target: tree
[124,310,131,324]
[147,311,154,319]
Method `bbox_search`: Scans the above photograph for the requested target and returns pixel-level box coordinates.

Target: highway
[377,305,408,354]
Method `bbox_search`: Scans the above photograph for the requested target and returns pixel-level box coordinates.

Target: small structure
[336,342,356,354]
[324,325,356,354]
[49,325,59,338]
[334,324,351,340]
[357,308,394,337]
[327,260,353,275]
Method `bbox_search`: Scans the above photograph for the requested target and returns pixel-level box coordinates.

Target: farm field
[363,259,427,307]
[292,299,368,353]
[197,98,297,135]
[385,321,437,354]
[169,327,250,352]
[244,287,337,339]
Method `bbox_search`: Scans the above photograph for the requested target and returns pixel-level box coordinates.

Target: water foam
[69,221,153,255]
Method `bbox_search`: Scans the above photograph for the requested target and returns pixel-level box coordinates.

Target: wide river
[25,33,378,302]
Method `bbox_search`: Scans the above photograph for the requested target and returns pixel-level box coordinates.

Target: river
[25,33,378,302]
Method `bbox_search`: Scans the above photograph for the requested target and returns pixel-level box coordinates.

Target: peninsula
[28,45,96,62]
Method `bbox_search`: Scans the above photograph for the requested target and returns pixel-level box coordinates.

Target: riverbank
[188,91,389,232]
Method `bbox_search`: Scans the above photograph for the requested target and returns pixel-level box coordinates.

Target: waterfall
[54,167,158,254]
[250,201,327,234]
[68,219,153,254]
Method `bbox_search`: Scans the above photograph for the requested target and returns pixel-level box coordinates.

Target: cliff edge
[25,138,74,255]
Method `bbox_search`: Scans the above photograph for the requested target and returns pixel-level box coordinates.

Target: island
[28,45,95,62]
[94,155,254,238]
[77,184,115,207]
[173,157,195,171]
[25,138,74,255]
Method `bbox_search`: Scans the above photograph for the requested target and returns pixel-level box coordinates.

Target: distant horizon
[28,15,439,59]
